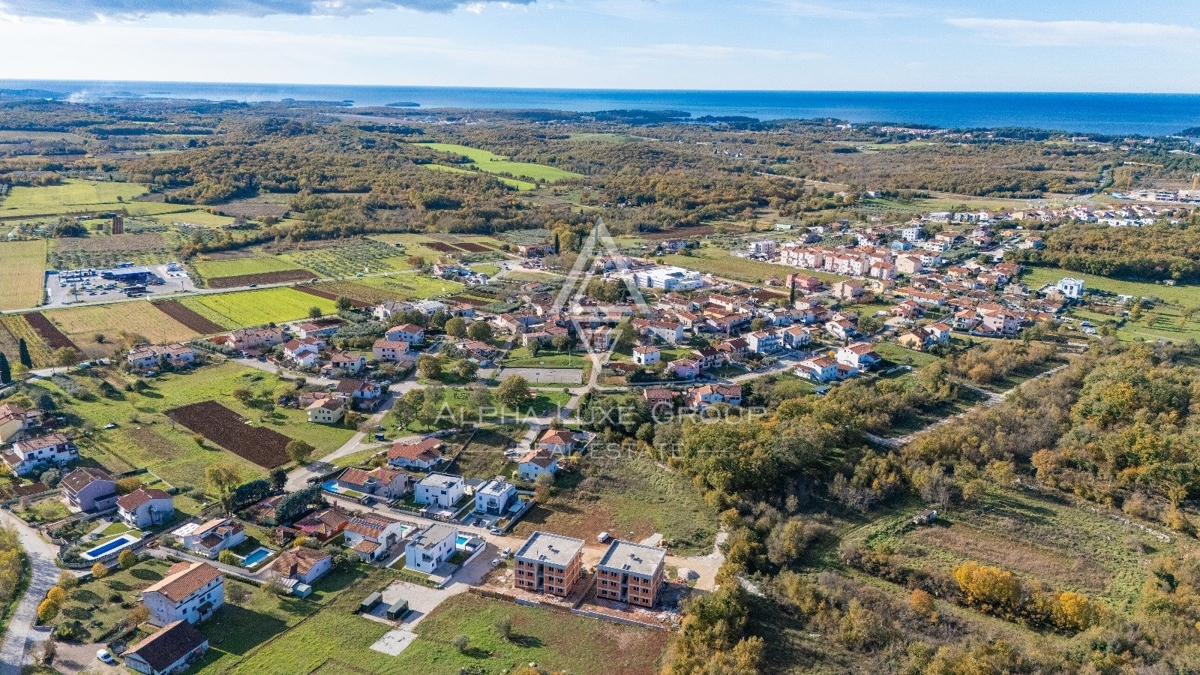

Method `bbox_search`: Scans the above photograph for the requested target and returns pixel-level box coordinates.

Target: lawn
[502,346,587,369]
[419,142,582,183]
[0,240,47,310]
[0,179,147,217]
[45,301,200,359]
[192,255,308,280]
[514,455,719,555]
[149,209,239,228]
[873,341,942,369]
[446,425,525,480]
[662,246,847,285]
[181,287,338,329]
[1021,266,1200,306]
[51,558,173,644]
[35,362,354,491]
[227,584,668,675]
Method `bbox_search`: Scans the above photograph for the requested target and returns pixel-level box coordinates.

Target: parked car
[97,650,115,664]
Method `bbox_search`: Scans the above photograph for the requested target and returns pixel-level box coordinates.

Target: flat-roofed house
[405,523,458,574]
[414,473,465,509]
[142,562,224,626]
[595,540,667,608]
[474,477,517,516]
[514,531,584,597]
[123,620,210,675]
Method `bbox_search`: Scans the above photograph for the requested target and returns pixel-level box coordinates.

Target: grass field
[225,582,667,675]
[662,246,847,285]
[1021,266,1200,306]
[0,179,150,218]
[0,240,46,310]
[181,288,338,329]
[424,163,537,191]
[347,274,465,301]
[50,558,173,643]
[501,346,587,369]
[419,142,582,184]
[149,209,238,227]
[514,456,719,555]
[192,255,308,280]
[45,301,199,358]
[34,362,354,490]
[873,341,942,368]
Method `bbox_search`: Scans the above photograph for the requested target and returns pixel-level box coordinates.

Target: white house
[414,473,466,509]
[183,518,246,559]
[781,326,812,350]
[796,356,838,383]
[405,523,458,574]
[746,330,781,354]
[836,343,881,372]
[123,620,209,675]
[343,512,408,562]
[518,449,558,482]
[474,477,518,516]
[1056,277,1085,300]
[387,437,446,470]
[282,338,322,368]
[142,562,224,626]
[372,339,410,363]
[537,429,576,455]
[632,345,660,366]
[117,488,174,529]
[385,324,425,345]
[2,433,78,476]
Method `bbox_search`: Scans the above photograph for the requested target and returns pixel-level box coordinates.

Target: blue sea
[3,80,1200,136]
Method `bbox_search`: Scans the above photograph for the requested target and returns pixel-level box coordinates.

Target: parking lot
[44,263,196,308]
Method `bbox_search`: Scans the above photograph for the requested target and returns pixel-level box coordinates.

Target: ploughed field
[167,400,292,468]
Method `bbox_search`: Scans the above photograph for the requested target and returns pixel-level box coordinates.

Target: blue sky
[1,0,1199,90]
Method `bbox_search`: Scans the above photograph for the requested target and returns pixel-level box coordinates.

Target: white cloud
[762,0,910,20]
[621,43,826,61]
[947,18,1200,47]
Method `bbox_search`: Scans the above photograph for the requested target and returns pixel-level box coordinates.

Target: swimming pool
[240,547,273,567]
[82,533,140,561]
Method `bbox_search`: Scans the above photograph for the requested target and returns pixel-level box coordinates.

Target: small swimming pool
[82,533,140,561]
[240,547,272,567]
[456,535,470,546]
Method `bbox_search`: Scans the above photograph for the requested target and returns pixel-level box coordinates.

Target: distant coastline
[2,80,1200,136]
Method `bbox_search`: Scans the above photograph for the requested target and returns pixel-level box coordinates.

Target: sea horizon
[4,79,1200,136]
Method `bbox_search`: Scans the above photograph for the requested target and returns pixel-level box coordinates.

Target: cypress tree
[0,352,9,384]
[789,279,796,305]
[553,232,560,254]
[17,338,32,368]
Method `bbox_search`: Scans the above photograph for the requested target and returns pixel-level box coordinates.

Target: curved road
[0,512,75,674]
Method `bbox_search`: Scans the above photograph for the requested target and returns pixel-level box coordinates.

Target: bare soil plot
[456,242,492,253]
[206,269,315,289]
[295,284,370,308]
[423,242,461,253]
[54,233,165,253]
[166,400,292,468]
[24,311,78,350]
[153,300,226,334]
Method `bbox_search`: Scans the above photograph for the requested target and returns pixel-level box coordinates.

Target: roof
[477,477,515,498]
[307,398,345,411]
[60,467,113,495]
[15,433,69,452]
[125,621,208,672]
[144,562,222,603]
[387,437,445,462]
[345,512,399,537]
[539,430,575,446]
[520,449,556,468]
[393,323,423,334]
[411,523,457,551]
[295,508,349,532]
[417,472,463,490]
[515,531,584,567]
[271,546,330,577]
[597,539,667,578]
[338,467,373,487]
[116,487,171,511]
[352,539,380,554]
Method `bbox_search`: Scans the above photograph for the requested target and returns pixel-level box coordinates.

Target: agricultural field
[278,238,412,277]
[44,301,200,359]
[50,232,180,270]
[223,581,668,675]
[369,233,507,262]
[419,142,583,184]
[0,239,47,310]
[149,208,238,228]
[32,362,354,489]
[1021,266,1200,306]
[662,246,848,285]
[0,314,52,368]
[514,456,719,555]
[180,287,338,329]
[336,274,465,302]
[153,300,227,334]
[0,179,147,218]
[191,255,308,281]
[168,401,291,468]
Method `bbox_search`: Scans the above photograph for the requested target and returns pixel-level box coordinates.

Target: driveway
[0,511,79,674]
[53,641,121,675]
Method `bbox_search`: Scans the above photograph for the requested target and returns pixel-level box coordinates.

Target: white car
[97,649,115,664]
